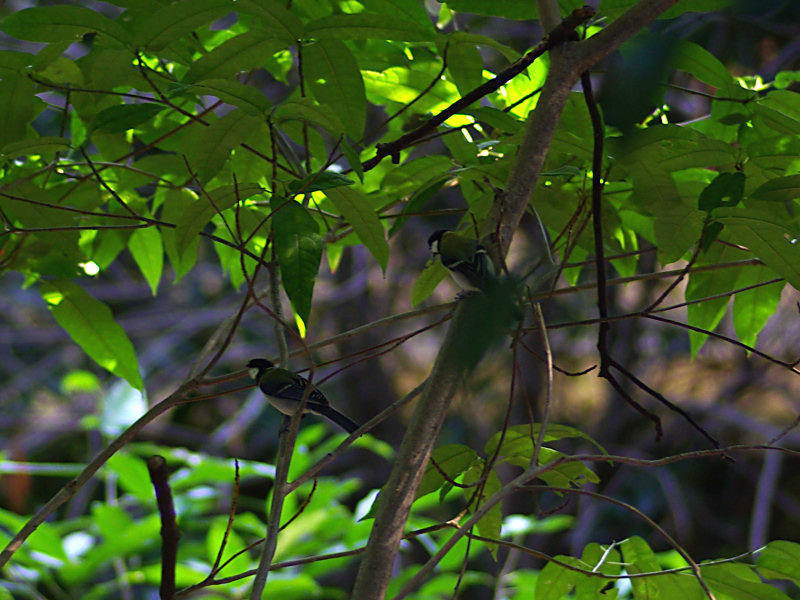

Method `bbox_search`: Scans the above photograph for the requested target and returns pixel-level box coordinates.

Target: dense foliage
[1,0,800,598]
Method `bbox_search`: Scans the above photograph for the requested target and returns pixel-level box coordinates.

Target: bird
[247,358,360,433]
[427,229,496,293]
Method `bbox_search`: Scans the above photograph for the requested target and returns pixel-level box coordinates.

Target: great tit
[427,229,496,293]
[247,358,359,433]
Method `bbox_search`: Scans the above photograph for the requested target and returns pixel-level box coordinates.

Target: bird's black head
[247,358,274,379]
[427,229,447,253]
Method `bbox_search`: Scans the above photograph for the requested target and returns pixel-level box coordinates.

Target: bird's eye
[248,368,259,380]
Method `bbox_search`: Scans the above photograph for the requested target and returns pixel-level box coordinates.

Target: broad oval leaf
[128,226,164,295]
[274,97,346,137]
[302,40,365,139]
[0,75,36,148]
[183,32,285,83]
[191,79,271,116]
[750,175,800,203]
[323,187,388,272]
[90,103,166,135]
[175,183,266,258]
[304,14,434,41]
[0,6,132,47]
[714,206,800,292]
[191,110,262,183]
[271,197,323,324]
[0,136,71,160]
[411,260,448,306]
[40,280,143,390]
[236,0,303,44]
[132,0,235,51]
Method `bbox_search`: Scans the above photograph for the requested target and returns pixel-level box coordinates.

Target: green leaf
[34,56,83,86]
[388,178,446,237]
[671,40,736,89]
[160,189,200,281]
[686,244,742,355]
[698,171,745,211]
[0,75,36,148]
[659,0,732,19]
[535,557,582,600]
[324,187,388,272]
[40,280,142,390]
[714,207,800,291]
[440,36,483,96]
[0,136,70,160]
[274,97,346,137]
[0,49,34,78]
[462,107,524,134]
[463,465,502,555]
[128,226,164,295]
[191,79,271,116]
[184,32,286,83]
[305,14,434,41]
[0,6,132,47]
[191,110,262,183]
[237,0,303,44]
[732,266,783,348]
[753,90,800,136]
[90,103,166,135]
[288,171,354,195]
[174,183,266,258]
[271,198,323,324]
[757,540,800,585]
[485,424,607,459]
[132,0,234,51]
[417,444,477,498]
[303,40,366,139]
[442,0,538,20]
[412,259,449,305]
[362,0,433,27]
[703,563,793,600]
[750,175,800,203]
[107,453,152,502]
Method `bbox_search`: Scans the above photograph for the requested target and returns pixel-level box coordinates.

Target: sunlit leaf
[128,226,164,295]
[40,280,142,390]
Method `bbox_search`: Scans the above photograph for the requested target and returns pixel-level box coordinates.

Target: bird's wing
[258,371,330,406]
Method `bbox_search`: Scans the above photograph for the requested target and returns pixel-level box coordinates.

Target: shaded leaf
[412,259,449,305]
[184,32,285,83]
[0,6,132,47]
[175,183,266,258]
[237,0,303,44]
[191,79,271,115]
[304,14,434,41]
[288,171,353,195]
[0,136,70,160]
[274,97,346,136]
[714,207,800,291]
[90,103,166,135]
[191,110,262,183]
[324,187,388,272]
[133,0,234,51]
[271,198,323,324]
[698,171,745,211]
[303,40,366,139]
[0,75,36,148]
